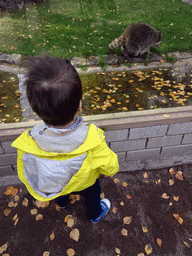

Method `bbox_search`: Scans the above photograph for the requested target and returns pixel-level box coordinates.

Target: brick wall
[1,106,192,186]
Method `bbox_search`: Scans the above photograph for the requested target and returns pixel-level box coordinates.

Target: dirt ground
[1,164,192,256]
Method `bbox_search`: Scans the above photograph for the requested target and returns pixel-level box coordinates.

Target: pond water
[0,67,192,123]
[81,68,192,115]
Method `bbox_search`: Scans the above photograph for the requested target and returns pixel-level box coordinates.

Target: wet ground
[1,164,192,256]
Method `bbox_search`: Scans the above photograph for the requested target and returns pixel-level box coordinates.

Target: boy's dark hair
[23,54,82,126]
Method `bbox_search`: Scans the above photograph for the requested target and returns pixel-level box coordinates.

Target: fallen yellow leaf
[123,216,132,225]
[161,193,170,199]
[115,248,121,254]
[4,208,12,216]
[50,232,55,241]
[120,201,124,206]
[169,179,175,186]
[13,214,18,221]
[36,214,43,221]
[143,172,148,179]
[112,207,117,214]
[70,228,80,242]
[66,248,75,256]
[145,243,153,255]
[14,217,19,226]
[175,171,183,181]
[142,226,148,233]
[114,178,120,183]
[0,243,8,254]
[173,213,179,220]
[121,228,128,236]
[157,238,162,247]
[31,209,38,215]
[169,168,175,175]
[126,195,132,199]
[43,251,50,256]
[4,186,15,195]
[178,217,183,224]
[64,215,73,222]
[173,196,179,201]
[122,182,128,187]
[22,198,29,207]
[67,218,75,228]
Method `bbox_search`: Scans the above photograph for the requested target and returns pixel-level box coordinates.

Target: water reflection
[81,67,192,115]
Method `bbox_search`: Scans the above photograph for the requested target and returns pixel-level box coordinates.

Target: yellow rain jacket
[11,124,119,201]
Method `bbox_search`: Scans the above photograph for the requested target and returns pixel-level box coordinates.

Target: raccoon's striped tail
[108,35,125,51]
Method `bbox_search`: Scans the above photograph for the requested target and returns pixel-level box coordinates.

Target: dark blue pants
[55,179,102,219]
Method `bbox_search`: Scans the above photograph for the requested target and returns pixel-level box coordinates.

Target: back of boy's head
[23,54,82,126]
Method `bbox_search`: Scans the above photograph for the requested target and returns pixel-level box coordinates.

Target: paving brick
[110,139,146,153]
[126,148,160,161]
[182,133,192,145]
[0,175,22,187]
[116,152,126,162]
[129,125,168,140]
[0,166,15,177]
[161,144,192,157]
[0,153,17,166]
[2,141,17,153]
[105,129,128,142]
[147,135,183,149]
[167,122,192,135]
[0,144,4,154]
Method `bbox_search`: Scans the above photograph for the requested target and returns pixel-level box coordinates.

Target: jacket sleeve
[90,128,119,176]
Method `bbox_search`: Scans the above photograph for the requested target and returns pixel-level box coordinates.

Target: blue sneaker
[90,198,111,224]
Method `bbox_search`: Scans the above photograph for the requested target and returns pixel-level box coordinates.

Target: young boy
[12,55,119,223]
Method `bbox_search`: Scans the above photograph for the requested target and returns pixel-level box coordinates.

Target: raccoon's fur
[108,23,162,57]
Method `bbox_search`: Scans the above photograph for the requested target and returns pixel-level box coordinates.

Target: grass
[0,0,192,59]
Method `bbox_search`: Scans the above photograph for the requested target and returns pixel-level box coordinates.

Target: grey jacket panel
[29,123,89,153]
[23,153,87,198]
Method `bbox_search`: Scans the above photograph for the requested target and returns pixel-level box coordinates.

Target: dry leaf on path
[123,216,132,225]
[143,172,148,179]
[178,217,183,224]
[122,182,128,187]
[66,248,75,256]
[50,232,55,241]
[0,243,8,254]
[55,204,60,211]
[126,195,132,199]
[169,168,176,175]
[64,215,73,222]
[175,171,183,181]
[67,218,75,228]
[121,228,128,236]
[14,195,20,201]
[114,178,120,183]
[11,188,18,197]
[115,247,121,254]
[70,229,80,242]
[183,241,190,248]
[163,114,170,118]
[161,193,170,199]
[169,179,175,186]
[157,238,162,247]
[31,209,38,215]
[13,214,18,221]
[173,196,179,201]
[173,213,179,220]
[145,244,153,255]
[36,214,43,221]
[4,186,14,195]
[4,208,12,216]
[120,201,124,206]
[100,193,105,199]
[8,201,18,208]
[22,198,29,207]
[43,251,50,256]
[137,253,145,256]
[112,207,117,213]
[35,200,49,208]
[14,217,19,226]
[142,226,148,233]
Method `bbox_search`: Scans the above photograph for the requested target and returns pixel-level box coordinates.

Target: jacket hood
[12,124,104,157]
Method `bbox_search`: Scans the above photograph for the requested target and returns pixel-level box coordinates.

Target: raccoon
[108,23,162,57]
